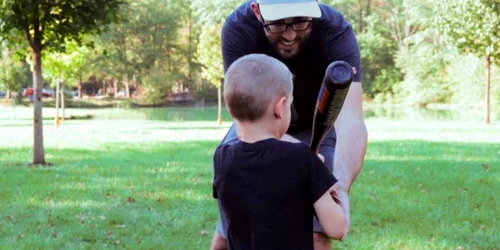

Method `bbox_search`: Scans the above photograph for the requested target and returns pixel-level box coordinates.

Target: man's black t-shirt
[213,138,337,250]
[221,1,362,132]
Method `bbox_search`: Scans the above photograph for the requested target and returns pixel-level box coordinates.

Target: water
[92,106,499,122]
[363,106,499,121]
[1,105,498,122]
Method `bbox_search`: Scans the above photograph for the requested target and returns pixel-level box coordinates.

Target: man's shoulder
[317,4,348,24]
[313,4,353,35]
[224,1,260,30]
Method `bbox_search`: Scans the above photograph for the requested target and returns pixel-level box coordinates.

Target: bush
[140,68,179,105]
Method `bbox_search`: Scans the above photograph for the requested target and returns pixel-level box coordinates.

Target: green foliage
[436,0,500,63]
[0,0,124,51]
[192,0,240,87]
[447,55,500,107]
[357,16,400,98]
[395,28,452,106]
[43,40,91,87]
[196,25,223,88]
[0,0,498,110]
[140,67,180,105]
[0,57,28,92]
[92,0,193,96]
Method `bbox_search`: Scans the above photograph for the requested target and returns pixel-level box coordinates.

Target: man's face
[262,17,313,59]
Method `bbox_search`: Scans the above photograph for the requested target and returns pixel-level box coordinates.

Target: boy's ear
[274,97,287,119]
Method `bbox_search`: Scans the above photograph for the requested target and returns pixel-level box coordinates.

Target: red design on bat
[317,87,330,114]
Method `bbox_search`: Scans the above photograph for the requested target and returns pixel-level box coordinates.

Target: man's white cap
[257,0,322,21]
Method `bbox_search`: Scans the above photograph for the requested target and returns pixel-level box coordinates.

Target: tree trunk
[132,74,137,97]
[188,7,193,82]
[61,82,65,121]
[31,46,46,165]
[102,79,107,96]
[484,55,491,124]
[7,90,11,99]
[55,76,60,124]
[113,79,118,99]
[217,84,222,125]
[366,0,371,17]
[78,75,83,99]
[124,75,130,98]
[358,0,363,33]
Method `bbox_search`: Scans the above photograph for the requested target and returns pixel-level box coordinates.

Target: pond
[0,105,498,123]
[90,106,499,122]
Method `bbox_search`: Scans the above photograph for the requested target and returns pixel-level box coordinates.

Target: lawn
[0,107,499,249]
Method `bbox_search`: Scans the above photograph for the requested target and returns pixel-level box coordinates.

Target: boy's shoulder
[215,139,315,161]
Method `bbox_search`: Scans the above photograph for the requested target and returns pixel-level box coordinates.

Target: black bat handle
[310,61,353,153]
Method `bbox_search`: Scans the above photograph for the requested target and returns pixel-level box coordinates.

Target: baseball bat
[310,61,353,153]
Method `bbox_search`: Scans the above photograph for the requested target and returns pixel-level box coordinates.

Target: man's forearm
[333,120,367,192]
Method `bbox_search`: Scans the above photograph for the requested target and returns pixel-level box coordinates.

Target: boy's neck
[237,121,280,143]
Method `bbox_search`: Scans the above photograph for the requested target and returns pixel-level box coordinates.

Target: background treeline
[1,0,499,109]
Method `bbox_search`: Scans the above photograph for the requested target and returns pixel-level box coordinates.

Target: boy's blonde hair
[224,54,293,122]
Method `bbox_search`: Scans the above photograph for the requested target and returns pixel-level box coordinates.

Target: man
[211,0,368,249]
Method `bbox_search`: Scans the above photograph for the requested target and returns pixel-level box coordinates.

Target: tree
[44,40,91,120]
[436,0,500,123]
[0,0,124,165]
[197,24,224,124]
[192,0,240,124]
[95,0,187,103]
[0,56,28,99]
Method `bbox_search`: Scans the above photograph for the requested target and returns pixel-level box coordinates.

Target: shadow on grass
[0,140,498,249]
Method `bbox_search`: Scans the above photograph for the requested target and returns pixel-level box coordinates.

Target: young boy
[212,54,345,250]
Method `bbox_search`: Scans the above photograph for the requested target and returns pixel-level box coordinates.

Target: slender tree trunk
[124,75,130,98]
[7,90,11,99]
[132,74,137,97]
[102,79,107,96]
[61,82,65,121]
[484,55,491,124]
[113,79,118,99]
[366,0,371,17]
[217,84,222,125]
[188,7,193,83]
[78,75,83,99]
[32,46,46,164]
[358,0,363,33]
[55,76,60,124]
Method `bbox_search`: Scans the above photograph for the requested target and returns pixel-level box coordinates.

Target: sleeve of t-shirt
[321,6,362,82]
[305,149,338,204]
[221,18,252,73]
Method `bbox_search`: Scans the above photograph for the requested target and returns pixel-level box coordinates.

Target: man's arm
[332,81,368,239]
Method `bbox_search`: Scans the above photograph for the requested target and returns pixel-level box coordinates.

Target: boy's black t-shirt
[213,138,337,250]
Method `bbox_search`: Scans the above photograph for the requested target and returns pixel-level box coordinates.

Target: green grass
[0,107,499,249]
[0,141,219,249]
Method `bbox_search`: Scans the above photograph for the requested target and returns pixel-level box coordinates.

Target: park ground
[0,106,499,249]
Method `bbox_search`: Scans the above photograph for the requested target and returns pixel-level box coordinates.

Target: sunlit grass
[0,107,499,249]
